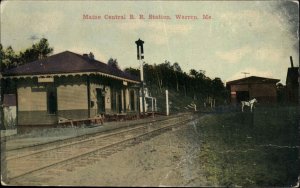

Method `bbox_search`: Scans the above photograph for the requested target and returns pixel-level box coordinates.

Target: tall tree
[124,67,139,77]
[172,62,182,92]
[19,38,53,64]
[1,38,53,70]
[88,52,95,60]
[0,44,3,63]
[34,38,53,59]
[153,64,163,93]
[1,46,19,70]
[123,60,228,105]
[107,58,119,69]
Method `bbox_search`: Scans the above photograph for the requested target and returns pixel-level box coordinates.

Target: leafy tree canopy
[125,60,228,104]
[0,38,53,71]
[107,58,119,69]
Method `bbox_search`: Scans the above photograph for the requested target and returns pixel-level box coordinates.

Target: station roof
[226,76,280,85]
[2,51,140,83]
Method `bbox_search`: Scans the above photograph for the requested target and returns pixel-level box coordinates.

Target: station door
[96,88,105,113]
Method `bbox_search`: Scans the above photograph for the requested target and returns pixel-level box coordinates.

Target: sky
[1,0,299,84]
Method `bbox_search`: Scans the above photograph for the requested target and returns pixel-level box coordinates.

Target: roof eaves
[2,71,140,84]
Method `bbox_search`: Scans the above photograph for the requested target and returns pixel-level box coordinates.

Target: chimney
[290,56,294,68]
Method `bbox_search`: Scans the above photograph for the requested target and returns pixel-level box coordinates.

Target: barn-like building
[2,51,140,126]
[226,76,280,104]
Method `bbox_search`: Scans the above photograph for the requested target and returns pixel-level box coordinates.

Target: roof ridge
[66,50,108,66]
[3,50,140,82]
[227,76,280,84]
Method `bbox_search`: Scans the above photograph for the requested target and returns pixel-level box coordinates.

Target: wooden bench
[58,115,104,127]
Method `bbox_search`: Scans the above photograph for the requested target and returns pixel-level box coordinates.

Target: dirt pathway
[39,121,209,186]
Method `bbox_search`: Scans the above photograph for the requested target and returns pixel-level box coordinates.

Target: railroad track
[6,113,188,159]
[5,113,196,185]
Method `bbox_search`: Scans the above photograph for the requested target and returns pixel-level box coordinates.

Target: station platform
[2,114,177,151]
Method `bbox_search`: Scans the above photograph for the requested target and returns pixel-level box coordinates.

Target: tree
[19,48,39,65]
[1,46,19,70]
[0,38,53,70]
[107,58,119,69]
[0,44,3,64]
[172,62,182,73]
[34,38,53,59]
[124,67,139,77]
[189,69,198,78]
[211,77,226,99]
[172,62,182,92]
[19,38,53,63]
[123,60,228,105]
[153,63,163,93]
[88,52,94,60]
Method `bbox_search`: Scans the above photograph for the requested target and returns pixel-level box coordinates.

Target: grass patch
[196,106,299,187]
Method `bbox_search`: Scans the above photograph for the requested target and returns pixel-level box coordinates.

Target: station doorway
[96,88,105,113]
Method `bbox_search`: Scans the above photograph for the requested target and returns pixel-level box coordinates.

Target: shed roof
[226,76,280,85]
[2,51,140,83]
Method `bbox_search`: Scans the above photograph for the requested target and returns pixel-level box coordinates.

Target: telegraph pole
[241,72,250,78]
[242,72,250,99]
[135,39,145,116]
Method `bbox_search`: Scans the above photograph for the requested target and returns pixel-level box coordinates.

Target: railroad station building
[2,51,140,126]
[226,76,280,104]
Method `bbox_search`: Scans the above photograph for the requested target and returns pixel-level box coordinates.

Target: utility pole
[242,72,250,100]
[135,39,145,116]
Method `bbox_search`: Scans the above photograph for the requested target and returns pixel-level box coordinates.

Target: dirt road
[37,120,209,187]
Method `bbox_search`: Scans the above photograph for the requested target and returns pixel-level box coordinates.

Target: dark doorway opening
[111,88,116,112]
[96,88,105,113]
[130,90,135,111]
[236,91,249,103]
[117,92,122,113]
[47,87,57,114]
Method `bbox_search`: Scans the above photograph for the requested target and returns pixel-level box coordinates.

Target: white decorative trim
[3,72,140,84]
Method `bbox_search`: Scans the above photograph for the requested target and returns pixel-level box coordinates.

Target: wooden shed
[2,51,140,126]
[226,76,280,104]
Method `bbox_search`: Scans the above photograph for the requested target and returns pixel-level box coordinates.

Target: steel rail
[7,115,195,183]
